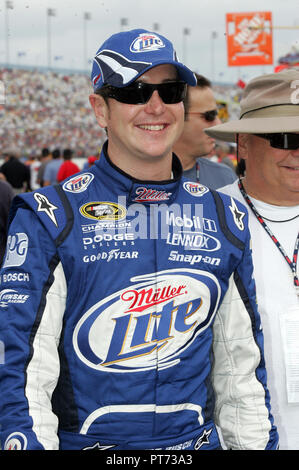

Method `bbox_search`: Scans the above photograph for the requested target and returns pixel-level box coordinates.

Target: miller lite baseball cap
[91,28,197,91]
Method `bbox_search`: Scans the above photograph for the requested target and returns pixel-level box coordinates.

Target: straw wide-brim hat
[205,69,299,142]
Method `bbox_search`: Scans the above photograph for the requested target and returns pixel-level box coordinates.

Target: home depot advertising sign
[226,11,273,66]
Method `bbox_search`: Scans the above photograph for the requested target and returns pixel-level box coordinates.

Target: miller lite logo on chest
[73,269,221,373]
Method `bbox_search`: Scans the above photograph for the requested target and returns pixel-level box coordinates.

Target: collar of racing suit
[96,141,183,205]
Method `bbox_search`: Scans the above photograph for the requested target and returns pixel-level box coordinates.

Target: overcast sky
[1,0,299,83]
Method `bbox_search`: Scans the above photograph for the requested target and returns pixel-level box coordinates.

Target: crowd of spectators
[213,83,243,122]
[0,68,105,158]
[0,67,242,161]
[0,66,242,199]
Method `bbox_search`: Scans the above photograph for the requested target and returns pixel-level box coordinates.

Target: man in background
[0,147,31,194]
[43,148,62,186]
[37,148,51,188]
[174,73,237,189]
[57,149,80,182]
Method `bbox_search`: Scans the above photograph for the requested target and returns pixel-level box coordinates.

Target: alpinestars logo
[93,50,151,87]
[229,197,245,231]
[194,428,213,450]
[34,193,58,226]
[82,442,116,450]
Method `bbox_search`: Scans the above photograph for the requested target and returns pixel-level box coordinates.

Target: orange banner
[226,11,273,66]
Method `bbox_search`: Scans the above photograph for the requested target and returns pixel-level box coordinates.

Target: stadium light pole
[211,31,217,82]
[5,0,14,66]
[120,18,128,31]
[182,27,190,65]
[83,12,91,71]
[47,8,56,71]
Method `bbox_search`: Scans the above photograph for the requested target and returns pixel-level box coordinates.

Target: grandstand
[0,65,105,160]
[0,65,241,162]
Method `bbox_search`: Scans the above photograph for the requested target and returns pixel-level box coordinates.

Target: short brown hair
[184,73,211,115]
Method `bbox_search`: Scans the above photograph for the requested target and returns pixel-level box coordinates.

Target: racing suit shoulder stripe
[25,259,67,450]
[210,189,245,251]
[53,184,74,246]
[233,269,256,333]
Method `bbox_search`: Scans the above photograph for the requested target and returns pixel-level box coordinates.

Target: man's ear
[238,133,249,161]
[89,94,109,129]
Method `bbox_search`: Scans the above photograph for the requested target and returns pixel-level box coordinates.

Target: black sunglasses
[188,109,218,122]
[101,81,187,105]
[254,133,299,150]
[201,109,219,122]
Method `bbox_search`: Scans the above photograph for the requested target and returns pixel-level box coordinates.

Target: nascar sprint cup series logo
[73,269,221,372]
[80,201,126,221]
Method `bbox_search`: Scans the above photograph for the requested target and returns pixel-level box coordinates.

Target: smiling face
[239,133,299,205]
[89,64,185,180]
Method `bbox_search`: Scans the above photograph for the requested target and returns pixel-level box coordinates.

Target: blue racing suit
[0,144,278,450]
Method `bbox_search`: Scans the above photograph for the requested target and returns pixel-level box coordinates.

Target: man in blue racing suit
[0,29,278,450]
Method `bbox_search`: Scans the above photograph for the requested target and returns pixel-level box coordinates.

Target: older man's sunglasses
[254,133,299,150]
[101,81,187,105]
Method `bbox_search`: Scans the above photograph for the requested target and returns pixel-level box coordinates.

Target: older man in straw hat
[205,69,299,450]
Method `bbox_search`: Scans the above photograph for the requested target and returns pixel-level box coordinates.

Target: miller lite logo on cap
[130,33,166,53]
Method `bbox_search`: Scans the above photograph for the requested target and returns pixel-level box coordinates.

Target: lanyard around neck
[238,179,299,295]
